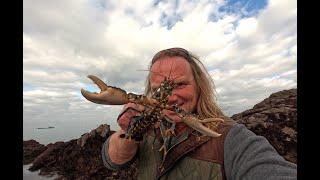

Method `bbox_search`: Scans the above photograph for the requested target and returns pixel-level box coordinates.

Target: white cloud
[235,17,258,37]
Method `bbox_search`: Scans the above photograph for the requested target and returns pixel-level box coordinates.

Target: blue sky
[219,0,268,16]
[23,0,296,142]
[142,0,268,29]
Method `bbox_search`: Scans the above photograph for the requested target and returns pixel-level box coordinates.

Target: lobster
[80,75,224,146]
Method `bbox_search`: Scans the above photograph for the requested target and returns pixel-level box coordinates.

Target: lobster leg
[159,121,172,156]
[120,115,145,141]
[163,116,176,137]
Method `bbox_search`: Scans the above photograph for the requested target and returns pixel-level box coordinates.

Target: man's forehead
[150,57,190,78]
[150,73,183,82]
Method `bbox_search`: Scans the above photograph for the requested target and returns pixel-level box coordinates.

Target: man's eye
[176,83,186,89]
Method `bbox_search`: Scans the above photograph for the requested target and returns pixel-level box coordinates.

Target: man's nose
[167,93,178,106]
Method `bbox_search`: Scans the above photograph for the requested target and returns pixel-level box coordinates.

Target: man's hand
[117,102,145,131]
[107,103,144,165]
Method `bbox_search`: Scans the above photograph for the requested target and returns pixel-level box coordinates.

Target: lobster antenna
[168,60,174,81]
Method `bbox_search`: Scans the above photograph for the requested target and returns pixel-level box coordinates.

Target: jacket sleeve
[101,136,137,171]
[224,123,297,180]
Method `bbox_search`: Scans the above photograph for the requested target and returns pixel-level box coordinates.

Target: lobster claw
[81,75,130,105]
[182,116,224,137]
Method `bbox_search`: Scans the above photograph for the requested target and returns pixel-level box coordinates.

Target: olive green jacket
[137,132,227,180]
[102,118,234,180]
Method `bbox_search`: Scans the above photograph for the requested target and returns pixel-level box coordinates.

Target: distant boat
[36,126,55,129]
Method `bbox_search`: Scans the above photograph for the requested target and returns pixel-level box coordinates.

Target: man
[101,48,297,179]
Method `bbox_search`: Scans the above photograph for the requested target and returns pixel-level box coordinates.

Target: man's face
[150,56,199,123]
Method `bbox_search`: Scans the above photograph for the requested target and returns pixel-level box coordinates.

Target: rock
[77,124,110,148]
[231,89,297,164]
[27,124,138,179]
[29,141,65,172]
[23,139,47,165]
[77,133,89,148]
[96,124,110,138]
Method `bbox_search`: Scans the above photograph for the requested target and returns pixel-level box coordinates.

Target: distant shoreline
[36,126,55,129]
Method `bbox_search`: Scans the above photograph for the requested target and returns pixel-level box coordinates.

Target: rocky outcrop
[23,140,47,165]
[231,89,297,164]
[26,124,138,179]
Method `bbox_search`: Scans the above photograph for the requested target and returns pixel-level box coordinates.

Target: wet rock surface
[23,89,297,179]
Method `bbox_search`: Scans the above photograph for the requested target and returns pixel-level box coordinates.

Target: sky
[23,0,297,141]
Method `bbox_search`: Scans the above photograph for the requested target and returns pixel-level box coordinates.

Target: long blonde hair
[144,48,224,118]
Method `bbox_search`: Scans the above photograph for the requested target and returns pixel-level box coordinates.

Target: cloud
[235,17,258,37]
[23,0,296,140]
